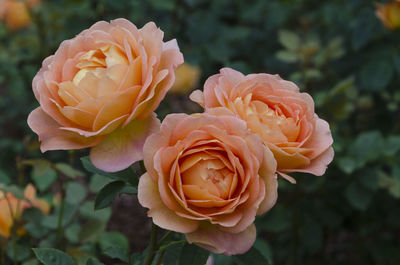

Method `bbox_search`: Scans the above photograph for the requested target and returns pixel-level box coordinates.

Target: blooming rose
[0,184,49,238]
[27,19,183,172]
[190,68,334,178]
[138,109,278,255]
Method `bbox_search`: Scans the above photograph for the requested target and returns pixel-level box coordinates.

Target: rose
[138,109,278,255]
[190,68,334,178]
[0,184,49,238]
[27,19,183,172]
[376,0,400,30]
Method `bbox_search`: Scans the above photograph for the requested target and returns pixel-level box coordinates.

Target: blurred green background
[1,0,400,264]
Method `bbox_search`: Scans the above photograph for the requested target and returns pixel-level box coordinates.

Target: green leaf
[233,242,272,265]
[278,30,300,51]
[360,60,393,92]
[178,243,209,265]
[79,201,111,221]
[276,50,298,63]
[103,246,129,263]
[94,181,125,210]
[55,163,84,179]
[89,174,112,193]
[79,219,107,243]
[66,182,87,205]
[345,181,374,211]
[86,258,105,265]
[81,156,137,184]
[99,232,129,252]
[254,239,273,264]
[33,248,77,265]
[0,169,10,184]
[163,242,183,265]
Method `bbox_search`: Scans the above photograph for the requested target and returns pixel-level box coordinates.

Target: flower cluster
[28,19,333,255]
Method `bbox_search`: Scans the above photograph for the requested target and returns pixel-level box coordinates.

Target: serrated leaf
[94,181,125,210]
[33,248,77,265]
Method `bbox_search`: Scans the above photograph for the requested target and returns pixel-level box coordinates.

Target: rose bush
[28,18,183,172]
[0,184,49,238]
[190,68,334,178]
[138,108,278,255]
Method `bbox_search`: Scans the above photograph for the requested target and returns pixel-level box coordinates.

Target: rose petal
[186,223,256,255]
[138,172,199,233]
[90,113,160,172]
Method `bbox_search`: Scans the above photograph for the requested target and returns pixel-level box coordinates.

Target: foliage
[0,0,400,264]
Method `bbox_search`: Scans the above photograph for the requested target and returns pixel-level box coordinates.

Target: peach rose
[27,19,183,172]
[376,0,400,30]
[138,109,278,255]
[0,184,49,238]
[1,0,31,31]
[190,68,334,178]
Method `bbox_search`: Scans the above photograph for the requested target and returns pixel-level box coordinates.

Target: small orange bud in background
[0,0,41,31]
[170,63,201,94]
[5,1,31,30]
[376,0,400,30]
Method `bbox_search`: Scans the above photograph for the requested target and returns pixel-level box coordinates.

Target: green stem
[157,231,173,248]
[56,187,66,249]
[142,223,158,265]
[154,250,165,265]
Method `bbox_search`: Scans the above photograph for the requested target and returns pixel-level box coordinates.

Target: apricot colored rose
[0,184,49,238]
[170,63,201,94]
[138,109,278,255]
[190,68,334,177]
[27,19,183,172]
[376,0,400,30]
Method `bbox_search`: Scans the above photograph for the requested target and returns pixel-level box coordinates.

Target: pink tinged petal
[138,172,199,233]
[163,39,179,51]
[277,172,296,184]
[28,107,102,152]
[284,146,334,176]
[90,113,160,172]
[185,223,256,255]
[305,117,334,159]
[219,68,245,87]
[189,90,205,107]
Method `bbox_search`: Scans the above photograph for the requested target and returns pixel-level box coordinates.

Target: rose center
[72,45,128,87]
[231,93,300,144]
[181,158,235,200]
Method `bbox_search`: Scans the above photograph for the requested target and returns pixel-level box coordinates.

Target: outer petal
[90,113,160,172]
[138,173,199,233]
[305,117,333,159]
[27,107,102,152]
[186,223,257,255]
[257,148,278,215]
[284,146,334,176]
